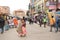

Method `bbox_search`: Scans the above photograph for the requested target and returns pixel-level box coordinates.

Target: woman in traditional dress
[20,19,26,37]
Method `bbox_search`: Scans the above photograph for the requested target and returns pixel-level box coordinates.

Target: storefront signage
[49,5,56,10]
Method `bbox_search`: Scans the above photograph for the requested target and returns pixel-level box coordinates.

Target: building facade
[13,9,26,18]
[30,0,60,15]
[0,6,10,15]
[29,0,35,15]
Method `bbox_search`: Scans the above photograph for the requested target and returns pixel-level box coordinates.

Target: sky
[0,0,30,14]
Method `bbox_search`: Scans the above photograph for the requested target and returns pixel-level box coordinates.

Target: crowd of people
[28,12,60,33]
[28,12,47,28]
[0,14,18,34]
[0,12,60,37]
[0,14,26,37]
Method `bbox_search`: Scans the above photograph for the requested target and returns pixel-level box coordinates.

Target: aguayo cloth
[16,20,22,34]
[21,27,26,35]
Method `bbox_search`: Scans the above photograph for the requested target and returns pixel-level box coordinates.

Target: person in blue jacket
[55,16,60,32]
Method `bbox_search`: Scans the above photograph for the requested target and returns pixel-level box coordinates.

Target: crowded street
[0,22,60,40]
[0,0,60,40]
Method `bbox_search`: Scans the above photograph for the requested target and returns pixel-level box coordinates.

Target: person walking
[43,16,47,28]
[23,16,26,22]
[20,19,26,37]
[13,18,18,28]
[50,16,56,32]
[38,12,43,27]
[55,16,60,32]
[4,18,9,31]
[34,16,37,23]
[17,19,26,37]
[0,14,5,34]
[17,19,22,36]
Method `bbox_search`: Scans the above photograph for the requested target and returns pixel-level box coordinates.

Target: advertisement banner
[49,0,56,5]
[49,5,56,10]
[49,0,56,10]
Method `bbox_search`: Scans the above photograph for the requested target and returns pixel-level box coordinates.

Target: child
[50,16,55,32]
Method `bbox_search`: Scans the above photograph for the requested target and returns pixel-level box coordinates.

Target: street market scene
[0,0,60,40]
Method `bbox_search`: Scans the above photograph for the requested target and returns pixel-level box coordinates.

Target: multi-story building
[30,0,47,14]
[46,0,60,11]
[0,6,10,15]
[29,0,35,15]
[13,9,26,18]
[30,0,60,14]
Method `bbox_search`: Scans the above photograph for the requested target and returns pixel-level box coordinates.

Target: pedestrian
[50,16,55,32]
[13,18,18,28]
[0,14,5,34]
[23,16,26,22]
[43,16,47,28]
[16,19,22,36]
[20,19,26,37]
[29,18,32,24]
[34,16,37,23]
[17,18,26,37]
[38,12,43,27]
[4,17,9,31]
[55,16,60,32]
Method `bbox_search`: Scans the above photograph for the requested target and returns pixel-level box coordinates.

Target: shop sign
[49,5,56,10]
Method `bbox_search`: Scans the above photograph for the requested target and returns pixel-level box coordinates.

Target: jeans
[0,27,4,34]
[55,23,59,32]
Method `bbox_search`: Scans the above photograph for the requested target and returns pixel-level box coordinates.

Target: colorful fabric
[16,20,22,34]
[50,18,56,25]
[22,27,26,34]
[13,18,18,27]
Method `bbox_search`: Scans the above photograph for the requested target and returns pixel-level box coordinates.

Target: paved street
[0,22,60,40]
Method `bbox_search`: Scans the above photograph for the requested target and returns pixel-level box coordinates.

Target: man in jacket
[0,14,5,34]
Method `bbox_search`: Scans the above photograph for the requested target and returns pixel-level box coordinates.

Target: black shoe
[1,32,3,34]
